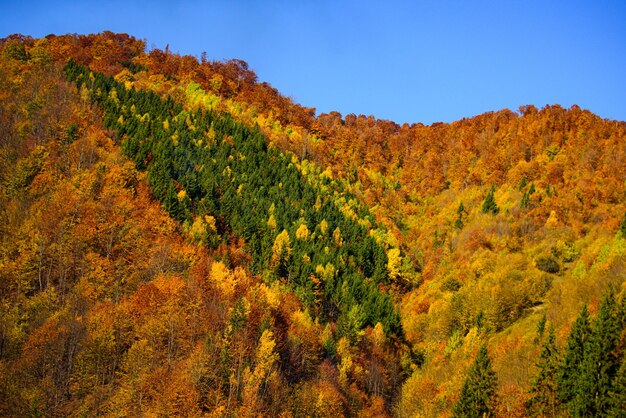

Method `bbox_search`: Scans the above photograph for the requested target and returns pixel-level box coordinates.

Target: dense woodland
[0,32,625,417]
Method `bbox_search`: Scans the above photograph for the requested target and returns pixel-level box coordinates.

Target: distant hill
[1,32,625,417]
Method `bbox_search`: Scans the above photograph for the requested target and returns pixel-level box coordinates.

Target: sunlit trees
[453,344,498,417]
[526,326,562,417]
[3,30,626,417]
[558,304,591,407]
[573,290,623,416]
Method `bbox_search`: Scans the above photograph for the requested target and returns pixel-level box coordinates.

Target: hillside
[1,32,625,417]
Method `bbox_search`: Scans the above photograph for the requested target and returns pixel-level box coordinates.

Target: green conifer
[608,357,626,417]
[526,325,562,417]
[481,185,499,215]
[455,202,465,229]
[518,175,527,190]
[558,305,591,408]
[573,289,622,416]
[453,344,498,418]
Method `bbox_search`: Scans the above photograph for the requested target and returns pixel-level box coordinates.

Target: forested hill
[1,32,625,417]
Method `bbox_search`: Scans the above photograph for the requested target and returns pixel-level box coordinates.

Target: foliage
[2,31,626,417]
[453,344,498,417]
[481,185,500,215]
[63,59,400,337]
[526,326,562,417]
[558,304,591,407]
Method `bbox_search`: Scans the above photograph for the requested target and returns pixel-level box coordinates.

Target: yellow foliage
[295,223,309,240]
[371,322,386,347]
[187,216,206,243]
[267,213,277,229]
[253,330,279,383]
[261,282,282,310]
[333,227,343,247]
[387,248,402,281]
[319,219,329,235]
[176,189,187,201]
[291,309,314,330]
[315,263,335,282]
[270,230,292,274]
[205,126,216,142]
[545,210,559,228]
[210,261,238,299]
[204,215,217,232]
[336,337,353,388]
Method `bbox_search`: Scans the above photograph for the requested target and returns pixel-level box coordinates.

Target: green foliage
[535,314,547,342]
[535,255,560,274]
[520,182,536,209]
[518,176,527,190]
[454,202,465,229]
[442,278,462,292]
[573,289,623,416]
[64,60,401,337]
[453,344,498,418]
[620,211,626,237]
[609,357,626,417]
[7,146,47,195]
[558,305,591,407]
[481,185,499,215]
[2,39,28,61]
[65,123,80,144]
[526,325,562,417]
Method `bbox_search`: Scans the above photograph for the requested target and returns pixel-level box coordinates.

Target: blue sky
[2,1,625,124]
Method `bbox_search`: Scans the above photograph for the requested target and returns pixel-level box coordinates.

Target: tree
[558,304,591,407]
[526,325,562,417]
[455,202,465,229]
[270,229,292,279]
[608,357,626,417]
[386,248,402,281]
[453,344,498,417]
[481,185,499,215]
[620,211,626,236]
[573,290,622,416]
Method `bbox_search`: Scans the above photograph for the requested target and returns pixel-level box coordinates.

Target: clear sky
[2,1,625,125]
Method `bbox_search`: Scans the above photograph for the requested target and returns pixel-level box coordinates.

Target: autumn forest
[0,32,625,417]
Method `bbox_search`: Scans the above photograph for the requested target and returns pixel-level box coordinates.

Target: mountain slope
[1,32,625,417]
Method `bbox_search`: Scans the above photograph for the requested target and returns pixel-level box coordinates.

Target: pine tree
[526,325,562,417]
[608,357,626,417]
[453,344,498,418]
[620,211,626,236]
[455,202,465,229]
[573,289,622,416]
[558,304,591,408]
[518,176,527,190]
[481,185,499,215]
[534,313,547,343]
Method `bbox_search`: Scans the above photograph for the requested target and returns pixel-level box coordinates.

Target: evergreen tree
[453,344,498,418]
[535,313,547,343]
[521,183,536,209]
[481,185,499,215]
[608,357,626,417]
[573,289,622,416]
[558,304,591,408]
[620,211,626,236]
[455,202,465,229]
[518,175,527,190]
[526,325,562,417]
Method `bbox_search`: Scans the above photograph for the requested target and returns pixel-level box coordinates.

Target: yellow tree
[270,230,291,279]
